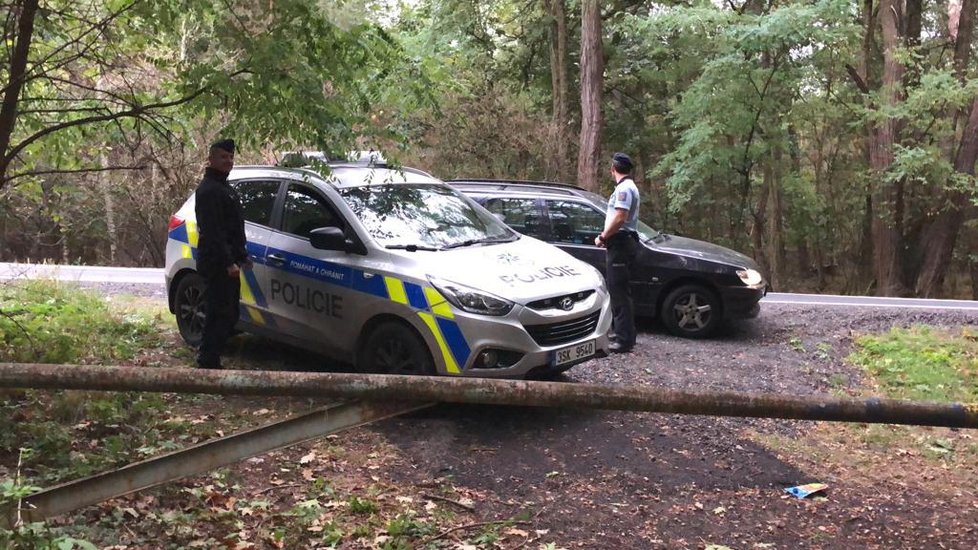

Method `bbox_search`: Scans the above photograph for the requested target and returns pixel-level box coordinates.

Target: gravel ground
[81,283,978,548]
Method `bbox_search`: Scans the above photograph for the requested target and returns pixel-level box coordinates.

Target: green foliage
[1,470,96,549]
[3,0,430,187]
[347,495,379,514]
[849,326,978,402]
[633,0,861,213]
[0,281,161,363]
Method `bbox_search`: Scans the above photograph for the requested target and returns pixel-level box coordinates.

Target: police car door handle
[267,253,286,267]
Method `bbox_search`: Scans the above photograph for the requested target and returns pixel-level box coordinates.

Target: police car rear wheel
[175,273,206,347]
[359,322,435,376]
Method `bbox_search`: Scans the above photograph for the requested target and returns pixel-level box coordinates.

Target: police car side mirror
[309,227,348,251]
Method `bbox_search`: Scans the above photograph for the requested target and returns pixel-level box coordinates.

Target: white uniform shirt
[606,177,640,233]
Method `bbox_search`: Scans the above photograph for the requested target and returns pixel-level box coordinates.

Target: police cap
[612,152,633,174]
[211,138,235,154]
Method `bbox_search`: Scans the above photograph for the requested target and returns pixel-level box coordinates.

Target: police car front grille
[524,310,601,347]
[526,290,596,311]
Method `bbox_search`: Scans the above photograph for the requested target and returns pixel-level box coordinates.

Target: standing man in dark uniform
[595,152,640,354]
[195,139,251,369]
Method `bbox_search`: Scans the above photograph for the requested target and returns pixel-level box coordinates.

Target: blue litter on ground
[785,483,829,499]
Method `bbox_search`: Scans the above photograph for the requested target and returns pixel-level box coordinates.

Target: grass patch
[849,325,978,402]
[0,280,164,364]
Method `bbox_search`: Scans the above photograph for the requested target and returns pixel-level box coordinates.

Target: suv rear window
[482,197,546,240]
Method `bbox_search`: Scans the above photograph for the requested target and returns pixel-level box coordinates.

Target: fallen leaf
[300,451,316,464]
[504,528,529,537]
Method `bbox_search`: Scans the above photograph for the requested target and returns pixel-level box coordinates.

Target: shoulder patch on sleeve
[618,191,627,201]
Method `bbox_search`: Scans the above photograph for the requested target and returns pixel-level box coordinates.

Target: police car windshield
[340,184,517,250]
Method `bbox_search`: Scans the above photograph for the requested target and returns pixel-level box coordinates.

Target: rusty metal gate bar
[3,399,432,527]
[1,363,976,427]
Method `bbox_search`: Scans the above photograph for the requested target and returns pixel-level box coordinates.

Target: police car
[165,161,611,377]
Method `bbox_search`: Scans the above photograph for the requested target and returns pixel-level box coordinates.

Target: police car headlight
[428,277,514,316]
[736,268,764,286]
[592,265,608,294]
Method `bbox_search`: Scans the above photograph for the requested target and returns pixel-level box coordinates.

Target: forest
[1,0,976,298]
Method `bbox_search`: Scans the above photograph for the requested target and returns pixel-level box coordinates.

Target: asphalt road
[3,261,975,310]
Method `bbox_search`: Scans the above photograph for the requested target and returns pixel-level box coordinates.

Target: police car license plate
[552,340,595,367]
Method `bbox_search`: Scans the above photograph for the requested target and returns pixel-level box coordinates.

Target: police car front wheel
[358,321,435,376]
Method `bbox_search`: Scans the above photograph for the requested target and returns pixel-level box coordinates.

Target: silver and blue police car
[165,161,611,378]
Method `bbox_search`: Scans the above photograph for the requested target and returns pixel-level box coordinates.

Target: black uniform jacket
[195,167,248,278]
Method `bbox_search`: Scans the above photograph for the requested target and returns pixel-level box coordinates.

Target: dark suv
[449,179,767,338]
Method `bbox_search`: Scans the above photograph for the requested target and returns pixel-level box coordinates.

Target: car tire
[660,284,721,338]
[174,272,206,348]
[358,321,436,376]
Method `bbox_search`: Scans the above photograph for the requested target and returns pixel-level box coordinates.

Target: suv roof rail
[447,178,583,190]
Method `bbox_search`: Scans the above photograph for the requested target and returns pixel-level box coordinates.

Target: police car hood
[398,236,602,304]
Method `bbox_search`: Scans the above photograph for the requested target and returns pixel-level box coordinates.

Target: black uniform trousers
[606,231,639,348]
[197,271,241,368]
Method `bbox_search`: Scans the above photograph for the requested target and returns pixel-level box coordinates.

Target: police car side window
[545,200,604,245]
[483,198,544,239]
[282,184,343,239]
[230,179,279,227]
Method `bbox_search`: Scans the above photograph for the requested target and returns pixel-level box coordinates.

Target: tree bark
[0,0,40,187]
[577,0,603,192]
[751,170,770,277]
[870,0,906,296]
[547,0,570,182]
[912,0,977,296]
[914,98,978,296]
[768,147,785,289]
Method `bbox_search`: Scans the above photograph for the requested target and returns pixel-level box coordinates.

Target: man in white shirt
[594,152,640,353]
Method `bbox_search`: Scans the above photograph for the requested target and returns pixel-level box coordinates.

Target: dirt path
[369,304,978,548]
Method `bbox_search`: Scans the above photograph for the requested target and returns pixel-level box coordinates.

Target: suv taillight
[168,215,184,232]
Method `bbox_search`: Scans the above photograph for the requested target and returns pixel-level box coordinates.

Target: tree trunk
[768,148,785,289]
[912,0,977,297]
[870,0,906,296]
[914,98,978,296]
[752,166,770,278]
[577,0,603,192]
[100,153,118,264]
[547,0,569,182]
[971,257,978,300]
[0,0,40,188]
